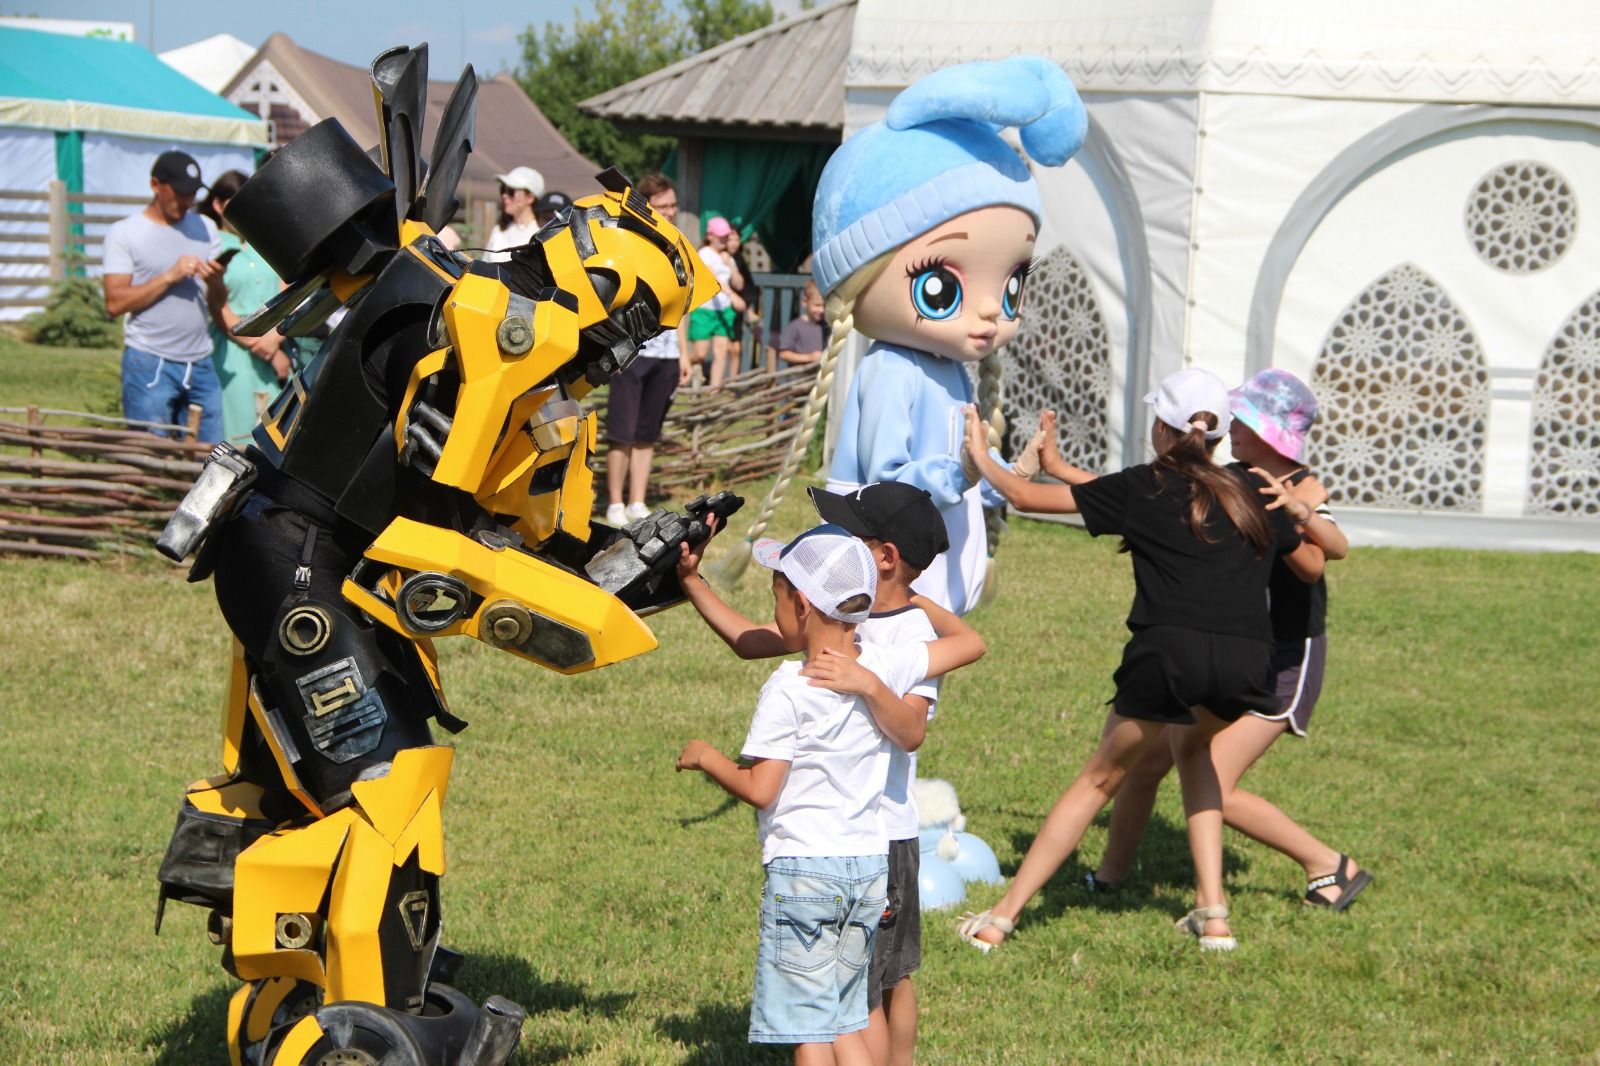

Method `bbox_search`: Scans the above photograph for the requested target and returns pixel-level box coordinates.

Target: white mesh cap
[752,523,878,624]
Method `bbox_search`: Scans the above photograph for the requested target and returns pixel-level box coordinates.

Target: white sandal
[955,910,1015,953]
[1175,904,1237,952]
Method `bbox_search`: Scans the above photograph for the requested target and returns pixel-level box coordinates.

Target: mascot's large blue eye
[910,265,962,321]
[1001,265,1028,320]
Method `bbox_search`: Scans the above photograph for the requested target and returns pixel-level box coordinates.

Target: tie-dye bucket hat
[1228,369,1319,463]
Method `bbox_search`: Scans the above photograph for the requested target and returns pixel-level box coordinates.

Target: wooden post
[185,404,203,440]
[677,136,704,247]
[477,199,496,251]
[46,180,68,280]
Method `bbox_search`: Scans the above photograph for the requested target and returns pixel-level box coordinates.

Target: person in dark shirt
[955,368,1322,953]
[1086,369,1371,911]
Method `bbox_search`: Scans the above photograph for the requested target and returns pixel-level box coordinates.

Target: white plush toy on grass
[914,778,1003,911]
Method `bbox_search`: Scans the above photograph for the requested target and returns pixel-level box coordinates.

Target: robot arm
[347,176,730,672]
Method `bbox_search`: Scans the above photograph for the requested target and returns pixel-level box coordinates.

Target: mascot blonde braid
[977,350,1007,604]
[708,292,857,584]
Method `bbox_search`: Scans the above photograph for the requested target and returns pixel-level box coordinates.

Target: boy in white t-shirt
[808,482,951,1066]
[676,524,982,1063]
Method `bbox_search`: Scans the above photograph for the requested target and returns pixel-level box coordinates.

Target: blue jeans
[121,346,222,443]
[749,854,888,1045]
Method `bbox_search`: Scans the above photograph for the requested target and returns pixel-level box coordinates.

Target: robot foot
[264,984,524,1066]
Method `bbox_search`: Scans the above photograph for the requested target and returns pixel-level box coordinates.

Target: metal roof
[579,0,854,141]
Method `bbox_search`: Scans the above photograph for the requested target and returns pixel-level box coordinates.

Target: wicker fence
[0,363,817,561]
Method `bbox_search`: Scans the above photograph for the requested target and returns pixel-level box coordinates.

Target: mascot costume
[152,45,737,1066]
[722,56,1085,613]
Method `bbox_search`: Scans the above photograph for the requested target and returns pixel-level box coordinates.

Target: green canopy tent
[0,24,269,315]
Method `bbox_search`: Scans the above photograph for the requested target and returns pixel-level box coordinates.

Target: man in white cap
[486,166,545,257]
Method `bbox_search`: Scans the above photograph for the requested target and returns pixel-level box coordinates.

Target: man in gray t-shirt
[103,150,226,442]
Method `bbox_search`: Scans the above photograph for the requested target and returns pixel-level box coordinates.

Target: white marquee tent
[838,0,1600,549]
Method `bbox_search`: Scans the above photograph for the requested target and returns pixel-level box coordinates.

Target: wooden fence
[0,362,817,562]
[0,183,147,312]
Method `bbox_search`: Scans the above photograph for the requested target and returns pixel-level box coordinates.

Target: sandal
[1305,854,1372,912]
[1175,904,1236,952]
[1083,872,1121,894]
[955,910,1015,953]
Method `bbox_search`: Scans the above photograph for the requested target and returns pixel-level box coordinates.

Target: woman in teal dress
[201,171,288,445]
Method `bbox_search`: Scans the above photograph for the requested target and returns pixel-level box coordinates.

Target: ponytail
[1152,414,1273,555]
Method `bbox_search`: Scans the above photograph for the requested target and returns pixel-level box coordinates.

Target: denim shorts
[121,346,222,443]
[750,854,888,1045]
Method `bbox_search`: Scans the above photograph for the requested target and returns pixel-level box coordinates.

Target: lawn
[2,341,1597,1062]
[0,332,121,418]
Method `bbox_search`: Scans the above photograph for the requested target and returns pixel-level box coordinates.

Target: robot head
[500,168,717,385]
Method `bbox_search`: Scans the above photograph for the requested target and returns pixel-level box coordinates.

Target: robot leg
[225,747,523,1065]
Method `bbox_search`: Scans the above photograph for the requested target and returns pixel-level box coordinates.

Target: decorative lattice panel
[1465,160,1577,275]
[1307,263,1489,511]
[1527,289,1600,515]
[1001,245,1112,471]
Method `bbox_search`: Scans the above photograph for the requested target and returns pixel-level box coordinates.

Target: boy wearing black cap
[103,150,226,441]
[676,482,962,1066]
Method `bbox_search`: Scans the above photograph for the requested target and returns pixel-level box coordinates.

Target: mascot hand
[1011,422,1048,479]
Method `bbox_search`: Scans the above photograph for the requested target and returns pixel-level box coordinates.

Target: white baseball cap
[495,166,545,196]
[752,524,878,624]
[1143,368,1232,440]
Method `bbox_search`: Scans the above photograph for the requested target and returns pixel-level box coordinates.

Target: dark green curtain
[698,138,833,273]
[53,130,84,193]
[54,131,84,273]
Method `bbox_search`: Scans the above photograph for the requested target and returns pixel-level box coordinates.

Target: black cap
[535,190,573,214]
[808,483,950,572]
[151,150,203,196]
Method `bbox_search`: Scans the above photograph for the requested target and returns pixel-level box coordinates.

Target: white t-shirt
[859,607,941,841]
[696,245,731,312]
[742,641,929,864]
[484,218,539,261]
[102,210,221,361]
[637,326,681,361]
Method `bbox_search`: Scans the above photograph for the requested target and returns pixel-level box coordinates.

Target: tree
[517,0,775,180]
[682,0,775,53]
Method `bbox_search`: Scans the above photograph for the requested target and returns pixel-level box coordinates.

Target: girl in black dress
[957,368,1322,951]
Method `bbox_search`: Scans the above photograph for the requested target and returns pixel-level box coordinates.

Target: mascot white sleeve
[813,56,1086,614]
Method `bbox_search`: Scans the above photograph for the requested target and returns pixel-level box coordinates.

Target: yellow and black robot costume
[152,45,735,1066]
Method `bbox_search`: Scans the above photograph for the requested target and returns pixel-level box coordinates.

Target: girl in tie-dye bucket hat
[1084,367,1375,917]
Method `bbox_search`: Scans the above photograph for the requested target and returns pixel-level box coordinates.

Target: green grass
[2,479,1598,1063]
[0,332,121,418]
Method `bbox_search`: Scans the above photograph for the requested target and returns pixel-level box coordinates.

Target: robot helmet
[499,169,717,382]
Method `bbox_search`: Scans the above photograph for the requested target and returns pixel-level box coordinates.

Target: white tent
[160,34,257,94]
[839,0,1600,549]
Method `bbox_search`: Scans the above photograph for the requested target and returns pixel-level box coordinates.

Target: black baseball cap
[151,150,203,196]
[535,190,573,214]
[808,483,949,571]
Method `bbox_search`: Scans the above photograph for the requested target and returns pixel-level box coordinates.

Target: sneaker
[605,503,627,526]
[625,502,650,521]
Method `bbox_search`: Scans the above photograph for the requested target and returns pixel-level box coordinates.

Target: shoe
[625,501,650,522]
[1083,871,1121,894]
[1175,905,1236,952]
[955,910,1015,954]
[605,503,627,526]
[1305,854,1372,912]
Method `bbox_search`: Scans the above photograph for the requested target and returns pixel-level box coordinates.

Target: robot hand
[584,492,744,599]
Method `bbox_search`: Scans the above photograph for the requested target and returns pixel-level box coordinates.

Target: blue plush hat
[811,56,1087,297]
